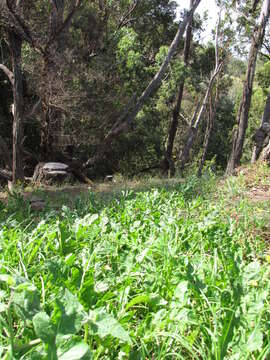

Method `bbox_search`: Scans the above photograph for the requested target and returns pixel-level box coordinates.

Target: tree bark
[251,93,270,162]
[83,0,201,169]
[8,30,24,182]
[226,0,270,174]
[164,0,194,177]
[178,63,222,172]
[197,77,220,177]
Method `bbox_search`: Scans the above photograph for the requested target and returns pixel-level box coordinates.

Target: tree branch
[118,0,139,29]
[0,63,14,85]
[46,0,83,50]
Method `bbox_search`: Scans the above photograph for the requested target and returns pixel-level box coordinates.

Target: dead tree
[83,0,202,169]
[163,0,194,177]
[226,0,270,174]
[178,14,223,173]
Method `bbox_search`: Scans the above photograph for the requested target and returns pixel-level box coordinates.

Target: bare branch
[2,2,44,54]
[260,51,270,60]
[24,98,42,121]
[46,0,83,49]
[118,0,139,29]
[251,0,261,13]
[0,63,14,85]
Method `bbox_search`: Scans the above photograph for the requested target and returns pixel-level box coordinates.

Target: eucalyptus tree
[226,0,270,174]
[83,0,201,169]
[178,13,224,174]
[163,0,194,177]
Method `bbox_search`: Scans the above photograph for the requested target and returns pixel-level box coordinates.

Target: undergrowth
[0,167,270,359]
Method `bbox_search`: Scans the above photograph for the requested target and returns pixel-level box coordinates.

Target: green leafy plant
[0,171,270,359]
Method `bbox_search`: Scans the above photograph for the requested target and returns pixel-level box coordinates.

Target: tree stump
[32,162,74,185]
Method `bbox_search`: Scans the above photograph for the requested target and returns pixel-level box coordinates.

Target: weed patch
[0,171,270,359]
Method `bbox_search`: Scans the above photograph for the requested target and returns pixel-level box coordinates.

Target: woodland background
[0,0,270,182]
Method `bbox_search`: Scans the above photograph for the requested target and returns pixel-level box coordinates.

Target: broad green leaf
[174,281,188,306]
[243,261,261,284]
[125,294,149,311]
[218,310,238,359]
[58,342,92,360]
[54,289,86,335]
[33,312,56,345]
[88,309,132,344]
[13,282,40,320]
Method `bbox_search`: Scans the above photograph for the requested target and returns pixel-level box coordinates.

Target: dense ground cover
[0,166,270,359]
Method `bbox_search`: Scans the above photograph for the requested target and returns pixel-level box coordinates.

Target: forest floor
[0,177,186,208]
[0,162,270,359]
[1,162,270,206]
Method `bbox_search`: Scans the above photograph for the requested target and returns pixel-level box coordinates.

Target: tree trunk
[83,0,201,169]
[164,0,194,177]
[178,63,222,172]
[251,93,270,162]
[198,77,220,177]
[8,30,24,182]
[226,0,270,174]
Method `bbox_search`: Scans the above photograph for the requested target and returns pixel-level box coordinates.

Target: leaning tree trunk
[164,0,194,177]
[178,62,222,172]
[226,0,270,174]
[83,0,201,169]
[198,76,220,177]
[8,31,24,182]
[251,93,270,162]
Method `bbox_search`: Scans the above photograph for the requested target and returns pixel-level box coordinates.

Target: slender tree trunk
[178,63,222,172]
[197,77,219,177]
[251,93,270,162]
[226,0,270,174]
[83,0,201,169]
[164,0,194,176]
[8,31,24,182]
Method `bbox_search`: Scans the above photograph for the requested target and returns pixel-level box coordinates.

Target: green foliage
[243,86,267,162]
[0,173,270,359]
[117,28,144,87]
[257,61,270,92]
